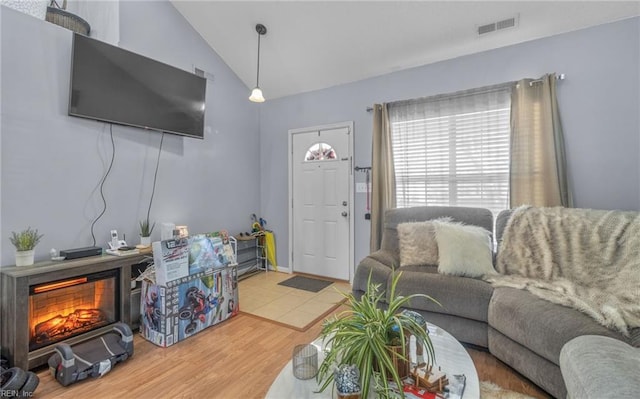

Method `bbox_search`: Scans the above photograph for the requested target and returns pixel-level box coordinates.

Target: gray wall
[2,7,638,270]
[259,17,640,272]
[0,2,261,265]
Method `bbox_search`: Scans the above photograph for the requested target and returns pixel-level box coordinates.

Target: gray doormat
[278,275,333,293]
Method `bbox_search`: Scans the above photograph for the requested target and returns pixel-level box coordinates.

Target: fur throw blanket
[485,206,640,336]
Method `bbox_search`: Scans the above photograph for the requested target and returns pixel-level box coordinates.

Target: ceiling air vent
[478,23,496,35]
[496,17,516,30]
[477,15,519,36]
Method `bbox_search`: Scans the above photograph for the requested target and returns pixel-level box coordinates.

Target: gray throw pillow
[397,221,439,267]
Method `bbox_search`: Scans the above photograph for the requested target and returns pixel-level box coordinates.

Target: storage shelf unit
[236,237,266,279]
[256,236,268,272]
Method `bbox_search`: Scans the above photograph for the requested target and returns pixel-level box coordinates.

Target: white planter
[140,236,151,247]
[1,0,48,20]
[15,250,35,267]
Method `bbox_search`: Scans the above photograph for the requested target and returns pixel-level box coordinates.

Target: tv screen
[69,34,206,139]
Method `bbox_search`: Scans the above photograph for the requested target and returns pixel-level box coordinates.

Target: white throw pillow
[397,221,439,267]
[433,221,496,277]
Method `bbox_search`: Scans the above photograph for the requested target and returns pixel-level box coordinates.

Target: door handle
[341,211,348,217]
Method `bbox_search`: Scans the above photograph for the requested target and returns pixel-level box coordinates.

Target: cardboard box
[188,233,236,273]
[140,265,239,347]
[152,232,236,286]
[152,238,190,286]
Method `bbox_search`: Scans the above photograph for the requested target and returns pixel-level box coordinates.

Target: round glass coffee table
[266,323,479,398]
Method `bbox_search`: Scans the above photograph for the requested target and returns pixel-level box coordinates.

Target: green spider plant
[316,271,440,398]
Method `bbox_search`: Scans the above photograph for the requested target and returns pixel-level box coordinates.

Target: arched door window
[304,142,337,161]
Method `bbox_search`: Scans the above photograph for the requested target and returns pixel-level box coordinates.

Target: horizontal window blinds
[390,84,512,215]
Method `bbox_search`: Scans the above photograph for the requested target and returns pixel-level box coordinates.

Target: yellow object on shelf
[263,231,277,271]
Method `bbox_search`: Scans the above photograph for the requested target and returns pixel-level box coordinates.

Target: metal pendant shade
[249,23,267,103]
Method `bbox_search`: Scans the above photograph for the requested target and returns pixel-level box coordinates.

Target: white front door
[290,123,353,280]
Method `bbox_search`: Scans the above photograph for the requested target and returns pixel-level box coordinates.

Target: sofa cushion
[630,327,640,347]
[394,267,493,323]
[560,335,640,399]
[489,287,628,365]
[352,252,394,296]
[493,206,640,336]
[380,206,494,259]
[397,221,439,267]
[416,310,489,347]
[489,327,567,399]
[433,221,496,277]
[495,209,513,247]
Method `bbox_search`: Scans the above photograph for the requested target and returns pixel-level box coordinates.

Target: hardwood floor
[34,312,329,398]
[467,347,551,399]
[33,309,551,398]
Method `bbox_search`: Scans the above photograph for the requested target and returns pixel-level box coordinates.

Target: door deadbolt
[342,201,348,206]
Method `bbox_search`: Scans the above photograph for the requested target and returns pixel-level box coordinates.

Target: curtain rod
[365,73,566,112]
[529,73,566,86]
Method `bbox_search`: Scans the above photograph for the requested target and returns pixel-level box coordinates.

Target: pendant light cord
[249,24,267,101]
[256,32,261,87]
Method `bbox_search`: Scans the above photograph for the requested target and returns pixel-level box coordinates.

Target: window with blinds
[390,85,511,215]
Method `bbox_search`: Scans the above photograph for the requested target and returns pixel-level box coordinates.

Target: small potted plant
[10,227,44,266]
[316,272,439,398]
[139,219,155,247]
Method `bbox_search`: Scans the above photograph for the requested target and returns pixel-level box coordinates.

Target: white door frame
[288,121,355,282]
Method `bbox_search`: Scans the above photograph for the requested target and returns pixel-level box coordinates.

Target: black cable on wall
[90,123,116,247]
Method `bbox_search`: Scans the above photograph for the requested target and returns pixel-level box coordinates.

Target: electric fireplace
[1,254,141,370]
[28,270,120,351]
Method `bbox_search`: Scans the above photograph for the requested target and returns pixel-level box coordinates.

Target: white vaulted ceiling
[171,1,640,100]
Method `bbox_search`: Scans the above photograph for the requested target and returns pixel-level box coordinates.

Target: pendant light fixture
[249,23,267,103]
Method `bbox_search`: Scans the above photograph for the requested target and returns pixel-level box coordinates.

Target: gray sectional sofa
[560,335,640,399]
[353,206,639,399]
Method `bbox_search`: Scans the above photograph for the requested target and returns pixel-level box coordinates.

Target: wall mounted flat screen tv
[69,33,206,139]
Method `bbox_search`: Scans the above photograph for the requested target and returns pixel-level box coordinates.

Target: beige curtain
[510,74,572,207]
[370,104,396,252]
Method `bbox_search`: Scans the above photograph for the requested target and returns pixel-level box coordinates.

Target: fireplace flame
[34,309,106,344]
[29,276,115,351]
